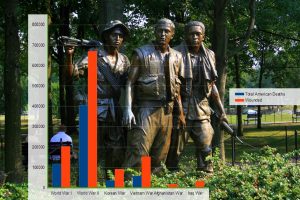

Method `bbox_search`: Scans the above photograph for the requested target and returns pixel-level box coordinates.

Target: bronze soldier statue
[122,18,185,172]
[66,20,130,178]
[166,21,228,173]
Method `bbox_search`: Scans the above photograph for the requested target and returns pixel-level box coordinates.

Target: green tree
[198,0,255,160]
[245,0,300,128]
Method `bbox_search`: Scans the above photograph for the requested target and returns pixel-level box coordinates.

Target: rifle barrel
[58,36,90,46]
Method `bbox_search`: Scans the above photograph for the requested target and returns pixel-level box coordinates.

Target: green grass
[180,123,300,164]
[227,113,295,125]
[225,123,300,161]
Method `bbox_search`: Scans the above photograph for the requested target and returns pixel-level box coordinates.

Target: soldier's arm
[211,84,228,123]
[65,45,88,80]
[176,55,186,128]
[123,53,140,128]
[175,90,186,129]
[65,46,77,78]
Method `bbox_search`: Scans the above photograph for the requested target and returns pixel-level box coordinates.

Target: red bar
[141,156,151,187]
[167,184,178,188]
[61,146,70,187]
[195,180,205,188]
[115,169,125,188]
[235,98,244,102]
[88,51,98,187]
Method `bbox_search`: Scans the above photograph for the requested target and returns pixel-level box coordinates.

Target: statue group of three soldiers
[66,18,228,179]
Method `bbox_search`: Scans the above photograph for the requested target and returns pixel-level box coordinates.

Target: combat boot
[202,150,213,173]
[196,151,206,171]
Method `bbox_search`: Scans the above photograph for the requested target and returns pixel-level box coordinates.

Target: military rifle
[58,36,120,93]
[58,36,102,47]
[210,108,244,144]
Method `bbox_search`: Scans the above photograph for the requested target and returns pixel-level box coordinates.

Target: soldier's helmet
[101,20,130,42]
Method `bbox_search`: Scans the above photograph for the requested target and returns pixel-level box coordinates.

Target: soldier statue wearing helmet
[65,20,130,179]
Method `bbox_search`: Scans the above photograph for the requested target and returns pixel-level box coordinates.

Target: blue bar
[52,163,61,187]
[79,105,88,187]
[106,180,115,188]
[132,176,142,187]
[235,92,245,96]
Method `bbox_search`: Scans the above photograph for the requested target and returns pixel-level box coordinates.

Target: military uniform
[97,49,130,173]
[72,20,130,177]
[166,41,218,172]
[123,44,184,170]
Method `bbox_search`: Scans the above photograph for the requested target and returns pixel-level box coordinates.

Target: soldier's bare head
[185,21,205,52]
[185,21,205,34]
[154,18,175,47]
[155,18,175,32]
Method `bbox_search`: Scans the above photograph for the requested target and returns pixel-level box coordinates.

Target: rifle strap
[97,50,121,93]
[164,54,172,101]
[186,79,192,119]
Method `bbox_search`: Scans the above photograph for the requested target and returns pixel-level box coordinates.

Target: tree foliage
[124,147,300,199]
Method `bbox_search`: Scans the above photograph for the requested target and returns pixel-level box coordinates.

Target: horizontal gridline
[52,84,210,87]
[48,125,204,128]
[49,23,130,26]
[48,105,215,108]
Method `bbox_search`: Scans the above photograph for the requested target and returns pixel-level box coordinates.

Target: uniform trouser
[98,116,126,178]
[166,119,214,170]
[165,116,189,170]
[123,105,173,171]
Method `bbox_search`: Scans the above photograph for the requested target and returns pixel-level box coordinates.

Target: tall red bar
[115,169,125,188]
[88,51,98,187]
[61,146,70,187]
[141,156,151,187]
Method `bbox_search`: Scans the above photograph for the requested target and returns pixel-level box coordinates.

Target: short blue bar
[52,163,61,187]
[106,180,115,188]
[132,176,142,187]
[79,105,88,187]
[235,92,245,96]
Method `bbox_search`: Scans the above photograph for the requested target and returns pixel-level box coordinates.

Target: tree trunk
[97,0,125,34]
[234,54,243,136]
[212,0,228,161]
[65,58,76,134]
[55,3,77,134]
[101,0,124,31]
[4,0,23,183]
[163,0,171,19]
[257,42,265,129]
[57,4,70,127]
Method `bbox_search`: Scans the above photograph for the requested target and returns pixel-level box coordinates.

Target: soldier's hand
[178,113,186,130]
[65,46,75,55]
[73,67,85,78]
[220,113,229,124]
[123,109,136,129]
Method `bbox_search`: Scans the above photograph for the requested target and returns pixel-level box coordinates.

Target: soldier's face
[107,27,124,49]
[186,26,204,48]
[155,25,174,46]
